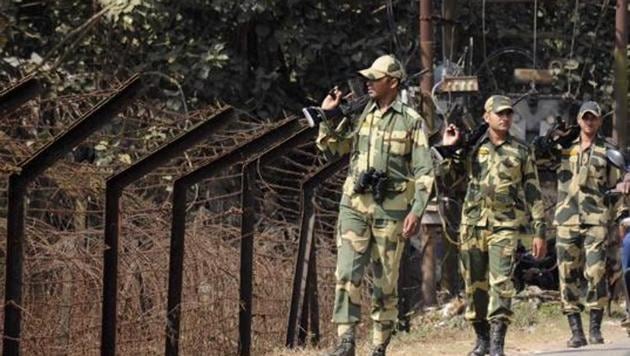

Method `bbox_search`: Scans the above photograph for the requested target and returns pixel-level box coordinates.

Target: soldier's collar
[391,97,403,113]
[367,96,404,114]
[574,134,605,146]
[479,131,512,146]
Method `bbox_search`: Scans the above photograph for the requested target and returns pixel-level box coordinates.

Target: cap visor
[358,68,386,80]
[578,109,600,120]
[493,105,513,113]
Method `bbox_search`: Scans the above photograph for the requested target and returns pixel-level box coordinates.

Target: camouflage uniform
[549,136,628,314]
[445,130,546,325]
[317,95,434,346]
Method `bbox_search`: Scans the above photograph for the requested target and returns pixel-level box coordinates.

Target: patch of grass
[511,299,563,329]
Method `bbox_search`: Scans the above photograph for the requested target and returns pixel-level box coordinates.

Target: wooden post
[613,0,628,149]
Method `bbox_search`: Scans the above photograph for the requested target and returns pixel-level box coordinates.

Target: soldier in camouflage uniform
[442,95,547,356]
[316,54,434,356]
[535,101,629,348]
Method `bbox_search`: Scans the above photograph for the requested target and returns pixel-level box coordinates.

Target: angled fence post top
[102,105,236,356]
[107,105,235,190]
[165,116,306,356]
[0,74,43,117]
[175,117,305,187]
[245,126,317,167]
[301,154,349,191]
[2,73,142,356]
[17,74,143,182]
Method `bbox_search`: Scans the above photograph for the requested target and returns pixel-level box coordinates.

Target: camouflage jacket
[443,132,546,239]
[544,136,628,226]
[316,96,434,220]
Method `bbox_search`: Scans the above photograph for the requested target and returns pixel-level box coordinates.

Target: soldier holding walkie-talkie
[314,54,434,356]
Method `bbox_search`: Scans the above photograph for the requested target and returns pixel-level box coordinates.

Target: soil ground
[271,299,630,356]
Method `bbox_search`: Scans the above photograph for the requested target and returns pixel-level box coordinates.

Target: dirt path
[273,303,630,356]
[386,318,630,356]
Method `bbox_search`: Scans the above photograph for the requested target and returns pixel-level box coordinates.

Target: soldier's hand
[532,237,547,260]
[442,124,461,146]
[321,86,343,111]
[616,180,630,195]
[402,212,420,238]
[553,125,580,148]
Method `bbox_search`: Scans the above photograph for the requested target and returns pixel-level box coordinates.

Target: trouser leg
[556,225,585,314]
[486,228,517,323]
[583,226,608,344]
[460,225,490,323]
[369,218,404,346]
[332,205,371,331]
[583,225,608,311]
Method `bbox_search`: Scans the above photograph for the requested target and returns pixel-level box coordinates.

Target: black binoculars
[353,168,389,204]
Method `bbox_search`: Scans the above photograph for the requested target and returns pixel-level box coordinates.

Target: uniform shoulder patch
[561,146,579,157]
[478,146,490,155]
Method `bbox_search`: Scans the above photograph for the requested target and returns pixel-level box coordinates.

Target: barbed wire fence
[0,75,362,355]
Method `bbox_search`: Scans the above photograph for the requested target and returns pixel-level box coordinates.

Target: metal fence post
[101,107,235,356]
[238,163,256,356]
[286,155,349,347]
[164,119,306,356]
[3,74,142,356]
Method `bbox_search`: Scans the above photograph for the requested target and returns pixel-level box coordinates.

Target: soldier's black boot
[588,309,605,344]
[566,313,587,348]
[489,320,507,356]
[468,321,490,356]
[327,328,355,356]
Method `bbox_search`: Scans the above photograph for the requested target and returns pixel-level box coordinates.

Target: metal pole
[420,0,434,133]
[239,128,316,354]
[238,163,256,356]
[3,175,26,356]
[101,185,122,356]
[442,0,457,63]
[307,241,320,345]
[614,0,628,149]
[286,155,348,347]
[102,107,235,356]
[297,271,310,346]
[165,183,187,356]
[165,119,306,356]
[2,75,142,356]
[287,189,315,347]
[298,192,316,346]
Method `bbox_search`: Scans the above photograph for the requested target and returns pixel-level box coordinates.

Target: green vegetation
[0,1,619,118]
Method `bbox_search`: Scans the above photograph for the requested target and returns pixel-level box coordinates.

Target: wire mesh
[0,77,362,354]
